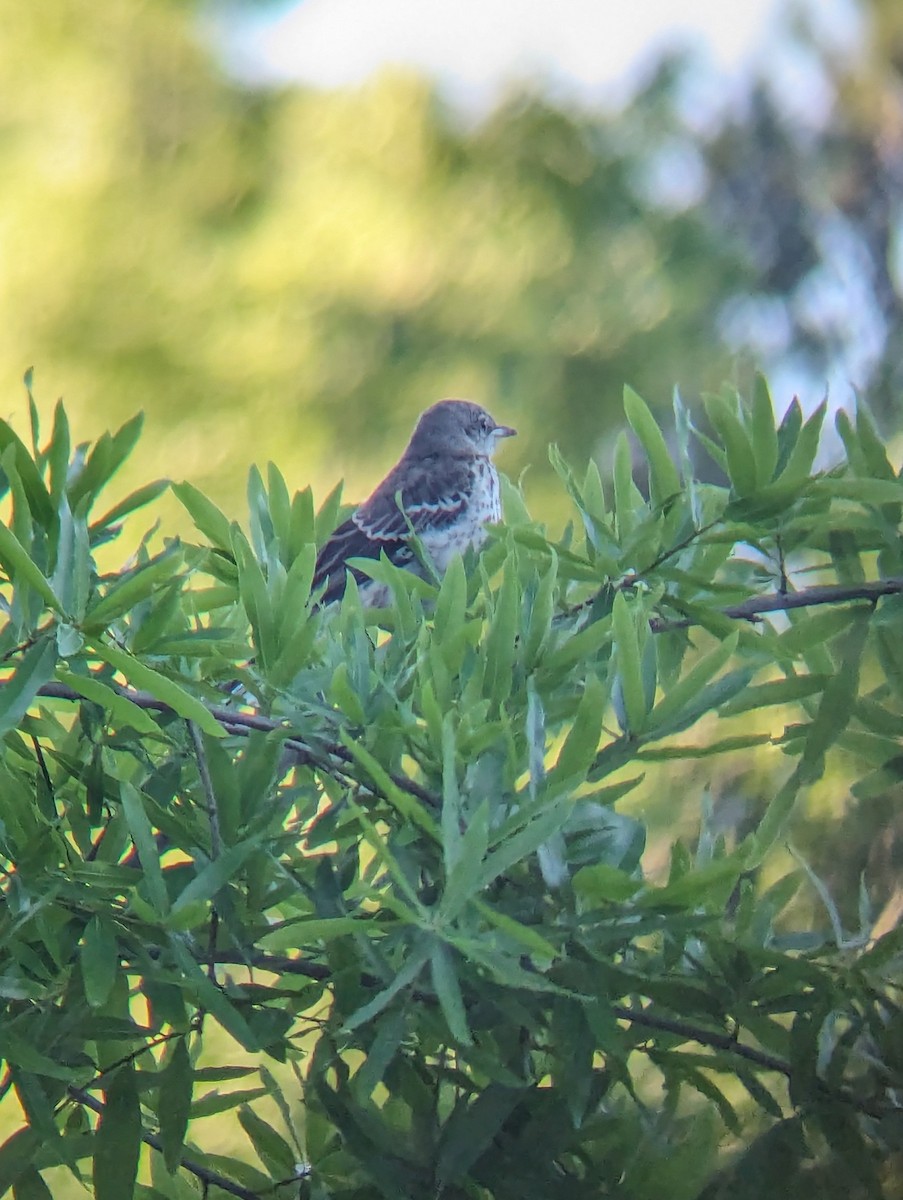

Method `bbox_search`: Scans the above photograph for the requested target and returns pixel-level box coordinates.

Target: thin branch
[205,951,885,1117]
[650,577,903,631]
[609,1003,789,1075]
[34,680,439,810]
[66,1086,262,1200]
[208,950,332,983]
[212,951,788,1073]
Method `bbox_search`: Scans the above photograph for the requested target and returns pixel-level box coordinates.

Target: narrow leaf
[157,1039,192,1174]
[93,1064,141,1200]
[86,640,223,737]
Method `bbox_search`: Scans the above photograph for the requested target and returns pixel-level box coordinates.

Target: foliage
[0,375,902,1198]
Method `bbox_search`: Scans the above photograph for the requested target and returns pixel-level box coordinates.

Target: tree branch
[204,950,885,1117]
[34,680,439,809]
[66,1086,263,1200]
[650,577,903,631]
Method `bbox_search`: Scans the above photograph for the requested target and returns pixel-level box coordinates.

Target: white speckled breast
[422,458,501,574]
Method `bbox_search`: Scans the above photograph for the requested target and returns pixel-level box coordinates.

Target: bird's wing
[354,457,473,541]
[312,457,476,604]
[311,515,409,604]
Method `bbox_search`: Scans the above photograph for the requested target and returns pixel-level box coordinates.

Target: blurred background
[5,0,903,518]
[3,0,903,928]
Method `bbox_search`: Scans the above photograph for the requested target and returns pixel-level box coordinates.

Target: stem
[651,577,903,631]
[66,1086,263,1200]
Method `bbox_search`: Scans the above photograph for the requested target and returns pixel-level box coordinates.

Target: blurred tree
[3,0,903,518]
[0,0,755,515]
[699,0,903,417]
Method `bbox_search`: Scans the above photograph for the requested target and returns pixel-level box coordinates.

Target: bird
[313,399,516,607]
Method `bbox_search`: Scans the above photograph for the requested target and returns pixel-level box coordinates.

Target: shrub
[0,375,901,1199]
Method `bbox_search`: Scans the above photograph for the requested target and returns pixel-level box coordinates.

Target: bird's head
[408,399,517,459]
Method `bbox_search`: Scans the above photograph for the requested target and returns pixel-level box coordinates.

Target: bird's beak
[494,424,517,439]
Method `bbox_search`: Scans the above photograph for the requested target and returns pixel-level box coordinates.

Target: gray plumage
[313,399,516,605]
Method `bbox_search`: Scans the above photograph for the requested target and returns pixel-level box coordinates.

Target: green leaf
[169,839,260,917]
[524,552,557,668]
[341,941,431,1035]
[437,1085,523,1185]
[0,1128,40,1196]
[120,782,169,915]
[0,640,58,739]
[550,672,608,782]
[750,374,778,485]
[774,400,826,486]
[266,462,292,556]
[55,670,163,736]
[11,1166,53,1200]
[719,674,829,716]
[191,1088,268,1118]
[237,1107,296,1181]
[0,420,54,529]
[157,1039,192,1174]
[50,495,92,620]
[799,613,869,783]
[69,415,144,512]
[434,551,466,644]
[483,555,519,710]
[90,480,169,534]
[429,942,472,1046]
[573,862,642,903]
[640,856,743,909]
[613,430,641,538]
[612,591,647,733]
[45,401,71,509]
[0,523,61,612]
[747,769,803,865]
[171,482,233,549]
[231,525,275,669]
[705,393,757,495]
[354,1010,407,1100]
[86,640,223,737]
[440,799,489,924]
[647,631,738,735]
[81,916,118,1009]
[83,550,184,631]
[623,385,681,507]
[471,899,557,959]
[168,940,260,1051]
[93,1064,141,1200]
[0,1035,76,1082]
[478,796,572,891]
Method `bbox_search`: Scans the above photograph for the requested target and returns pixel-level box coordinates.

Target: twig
[212,951,788,1073]
[66,1086,262,1200]
[609,1003,788,1075]
[650,577,903,631]
[33,680,439,810]
[203,951,885,1117]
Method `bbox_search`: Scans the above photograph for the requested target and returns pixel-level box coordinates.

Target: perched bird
[313,399,516,606]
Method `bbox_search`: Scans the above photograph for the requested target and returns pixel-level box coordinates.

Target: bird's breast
[420,460,501,573]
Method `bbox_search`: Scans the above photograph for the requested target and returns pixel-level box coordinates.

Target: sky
[219,0,860,115]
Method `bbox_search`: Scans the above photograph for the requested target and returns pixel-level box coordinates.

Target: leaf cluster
[0,377,902,1198]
